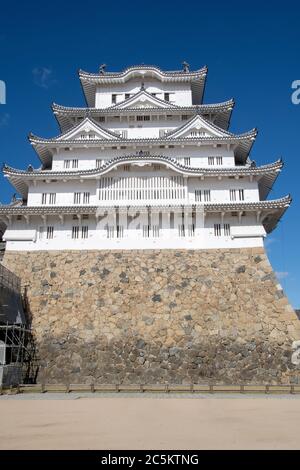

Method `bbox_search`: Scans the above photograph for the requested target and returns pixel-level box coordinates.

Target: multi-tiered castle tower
[0,64,290,250]
[1,64,299,385]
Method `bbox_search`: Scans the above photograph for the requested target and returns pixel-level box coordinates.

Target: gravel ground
[1,393,300,449]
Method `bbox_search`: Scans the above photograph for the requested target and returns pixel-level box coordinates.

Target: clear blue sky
[0,0,299,307]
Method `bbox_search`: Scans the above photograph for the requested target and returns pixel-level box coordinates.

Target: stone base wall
[3,248,300,384]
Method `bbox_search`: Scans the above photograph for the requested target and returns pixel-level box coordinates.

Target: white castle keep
[0,64,290,251]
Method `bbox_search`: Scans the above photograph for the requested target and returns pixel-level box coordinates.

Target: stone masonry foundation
[3,248,300,384]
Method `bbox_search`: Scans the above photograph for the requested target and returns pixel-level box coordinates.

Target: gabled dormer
[58,117,120,141]
[166,114,233,139]
[108,89,177,110]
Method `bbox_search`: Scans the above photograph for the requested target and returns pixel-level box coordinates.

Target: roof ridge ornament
[140,81,145,91]
[182,61,190,73]
[99,64,106,74]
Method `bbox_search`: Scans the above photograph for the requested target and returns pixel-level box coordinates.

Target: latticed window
[208,157,215,165]
[72,226,79,239]
[74,192,81,204]
[72,159,78,169]
[188,224,195,237]
[152,225,160,238]
[49,193,56,204]
[46,226,54,239]
[81,226,89,239]
[98,175,185,202]
[184,157,191,166]
[178,224,185,237]
[143,225,150,238]
[117,225,124,238]
[214,224,221,236]
[83,192,90,204]
[216,157,223,165]
[195,189,202,202]
[41,193,47,204]
[64,160,70,169]
[106,226,114,239]
[239,189,244,201]
[223,223,231,236]
[230,189,236,201]
[96,159,102,168]
[204,190,211,202]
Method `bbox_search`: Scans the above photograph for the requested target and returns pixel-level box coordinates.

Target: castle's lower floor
[3,248,300,384]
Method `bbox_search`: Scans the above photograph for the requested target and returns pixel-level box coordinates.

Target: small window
[107,226,114,239]
[117,225,124,238]
[72,159,78,169]
[216,157,223,165]
[230,189,236,202]
[152,225,160,238]
[188,224,195,237]
[153,164,161,171]
[96,159,102,168]
[204,190,211,202]
[82,214,89,220]
[112,94,117,104]
[143,225,150,238]
[125,93,130,100]
[49,193,56,205]
[83,192,90,204]
[64,160,70,169]
[72,226,79,239]
[224,223,231,236]
[41,193,47,205]
[208,157,215,166]
[46,226,54,239]
[164,93,170,101]
[214,224,221,237]
[123,165,130,171]
[239,189,244,201]
[195,189,202,202]
[81,226,89,239]
[184,157,190,166]
[74,192,81,204]
[178,224,185,237]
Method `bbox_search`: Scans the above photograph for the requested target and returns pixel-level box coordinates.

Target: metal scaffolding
[0,323,37,384]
